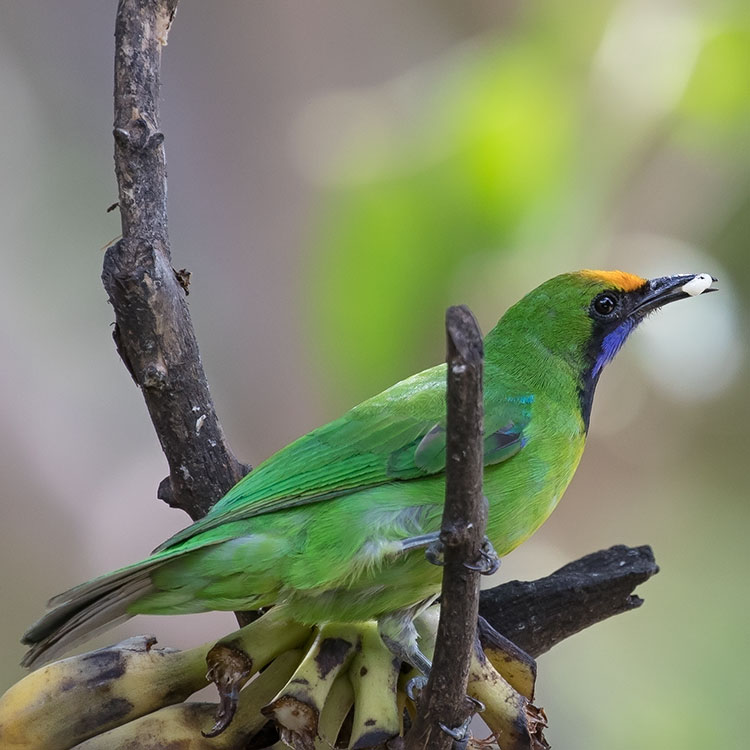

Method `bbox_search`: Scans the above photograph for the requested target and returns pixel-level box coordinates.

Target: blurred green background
[1,1,748,748]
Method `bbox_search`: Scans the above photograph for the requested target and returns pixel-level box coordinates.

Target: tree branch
[104,0,249,522]
[479,544,659,658]
[406,306,486,750]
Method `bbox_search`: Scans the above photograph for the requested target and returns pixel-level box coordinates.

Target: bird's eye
[593,292,618,317]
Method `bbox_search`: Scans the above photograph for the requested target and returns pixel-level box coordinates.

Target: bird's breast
[483,412,586,556]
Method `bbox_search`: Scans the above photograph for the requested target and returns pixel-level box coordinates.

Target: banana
[314,672,354,750]
[263,623,360,750]
[209,605,313,680]
[410,605,546,749]
[71,702,218,750]
[477,616,536,701]
[414,606,537,701]
[0,607,311,750]
[396,682,412,733]
[348,621,401,750]
[3,602,545,750]
[203,607,313,736]
[0,635,206,750]
[467,643,548,750]
[70,648,303,750]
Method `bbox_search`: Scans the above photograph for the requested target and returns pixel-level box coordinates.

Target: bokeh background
[1,1,748,748]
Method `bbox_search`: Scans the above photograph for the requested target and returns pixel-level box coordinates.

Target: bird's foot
[425,538,445,566]
[405,674,428,702]
[438,716,471,749]
[438,697,485,749]
[425,536,499,575]
[464,537,501,576]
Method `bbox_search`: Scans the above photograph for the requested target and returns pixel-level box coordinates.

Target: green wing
[155,363,531,553]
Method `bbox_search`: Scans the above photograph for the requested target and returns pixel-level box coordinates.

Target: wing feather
[155,364,531,553]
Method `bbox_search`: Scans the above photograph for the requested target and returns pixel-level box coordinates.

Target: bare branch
[103,0,249,521]
[406,305,486,750]
[479,544,659,658]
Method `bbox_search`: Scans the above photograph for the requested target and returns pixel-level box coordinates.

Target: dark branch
[104,0,249,521]
[478,544,659,658]
[406,306,486,750]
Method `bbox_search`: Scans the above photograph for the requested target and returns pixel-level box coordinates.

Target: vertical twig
[103,0,249,522]
[406,305,486,750]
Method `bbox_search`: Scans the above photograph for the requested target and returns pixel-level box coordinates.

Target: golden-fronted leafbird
[21,270,716,670]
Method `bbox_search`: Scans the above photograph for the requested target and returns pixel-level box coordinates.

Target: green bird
[21,269,715,670]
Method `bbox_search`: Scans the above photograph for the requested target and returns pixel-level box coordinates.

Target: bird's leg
[379,607,489,747]
[400,530,501,575]
[399,531,446,566]
[377,615,432,675]
[425,538,446,568]
[402,532,446,567]
[377,606,433,701]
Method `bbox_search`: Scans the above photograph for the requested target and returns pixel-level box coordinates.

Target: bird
[21,269,716,671]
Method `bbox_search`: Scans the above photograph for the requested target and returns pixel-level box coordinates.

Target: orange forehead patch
[580,269,646,292]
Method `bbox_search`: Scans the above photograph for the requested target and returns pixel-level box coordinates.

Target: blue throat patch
[579,317,639,431]
[592,318,636,378]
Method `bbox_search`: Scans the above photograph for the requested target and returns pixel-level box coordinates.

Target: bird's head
[489,269,717,428]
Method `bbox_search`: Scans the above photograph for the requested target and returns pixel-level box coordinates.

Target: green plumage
[21,269,713,667]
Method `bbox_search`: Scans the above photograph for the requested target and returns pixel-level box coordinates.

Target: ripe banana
[467,643,548,750]
[209,604,312,680]
[0,607,311,750]
[415,606,537,701]
[348,621,401,750]
[3,601,547,750]
[411,605,546,749]
[70,648,303,750]
[0,635,206,750]
[263,622,360,750]
[477,616,536,701]
[314,672,354,750]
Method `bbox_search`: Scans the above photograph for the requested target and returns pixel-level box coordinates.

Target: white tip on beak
[681,273,713,297]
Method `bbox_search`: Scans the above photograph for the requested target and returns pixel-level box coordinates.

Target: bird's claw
[405,674,428,702]
[466,695,485,713]
[425,539,445,567]
[463,537,500,575]
[438,716,472,748]
[427,537,499,574]
[437,697,484,749]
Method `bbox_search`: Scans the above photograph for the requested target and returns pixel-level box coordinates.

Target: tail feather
[21,532,231,669]
[21,565,159,669]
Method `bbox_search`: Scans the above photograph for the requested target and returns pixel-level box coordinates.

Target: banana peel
[410,606,547,750]
[314,672,354,750]
[3,603,548,750]
[262,623,360,750]
[0,607,311,750]
[70,648,302,750]
[348,621,401,749]
[477,615,536,702]
[468,642,549,750]
[0,635,205,750]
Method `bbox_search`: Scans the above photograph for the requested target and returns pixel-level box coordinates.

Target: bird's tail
[20,557,167,670]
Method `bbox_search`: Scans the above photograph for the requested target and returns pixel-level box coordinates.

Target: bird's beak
[632,273,718,317]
